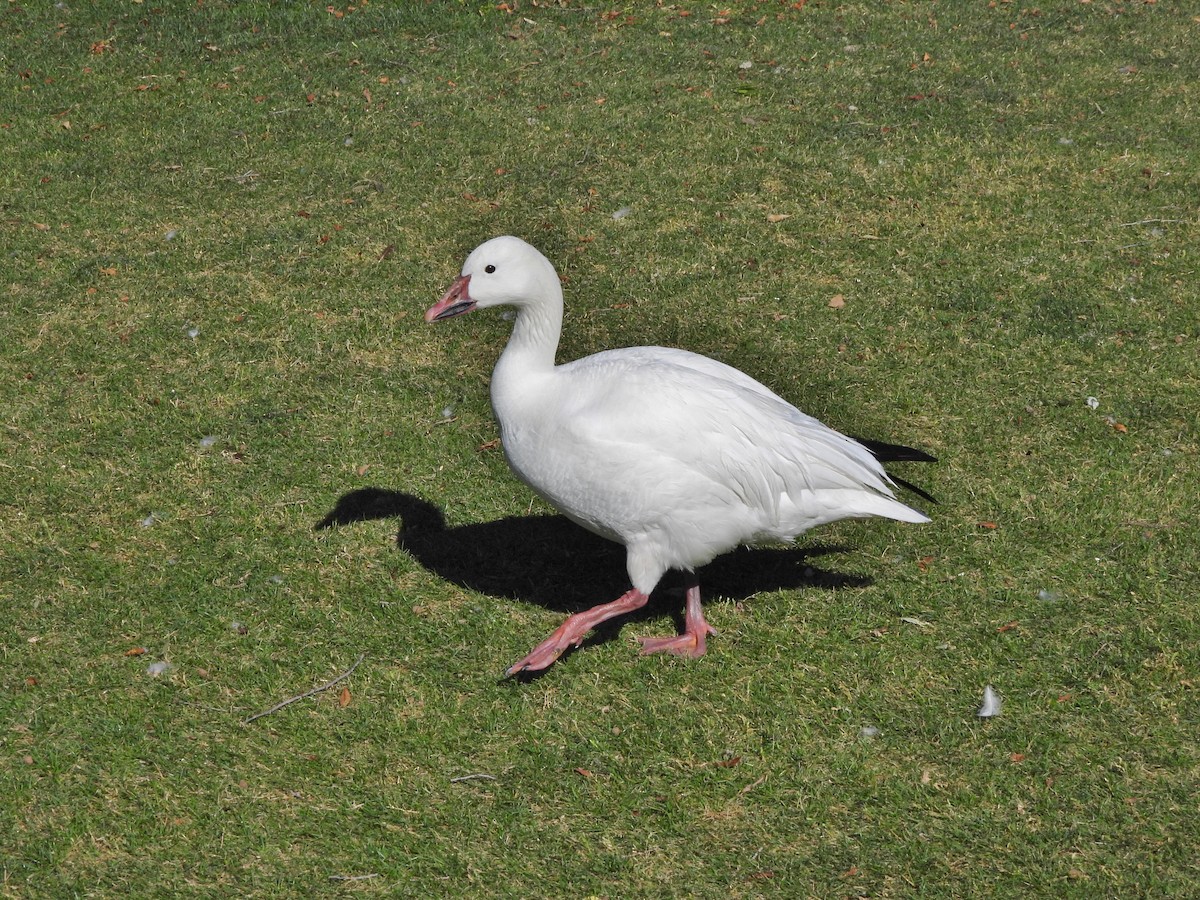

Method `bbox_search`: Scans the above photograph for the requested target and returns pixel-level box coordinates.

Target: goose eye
[484,264,496,274]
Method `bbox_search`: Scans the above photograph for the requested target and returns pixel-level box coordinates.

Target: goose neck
[498,293,563,375]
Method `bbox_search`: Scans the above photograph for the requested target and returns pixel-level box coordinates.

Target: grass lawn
[2,1,1197,896]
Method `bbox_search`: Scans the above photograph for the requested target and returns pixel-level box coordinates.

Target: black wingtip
[851,435,939,504]
[889,473,939,505]
[851,436,938,464]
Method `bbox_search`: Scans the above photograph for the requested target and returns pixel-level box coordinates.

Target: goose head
[425,236,562,323]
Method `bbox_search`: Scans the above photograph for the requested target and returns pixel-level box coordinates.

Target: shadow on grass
[316,488,871,621]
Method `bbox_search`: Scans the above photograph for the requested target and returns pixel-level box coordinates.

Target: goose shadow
[316,488,872,625]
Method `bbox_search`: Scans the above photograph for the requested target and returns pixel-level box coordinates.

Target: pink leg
[637,575,717,659]
[506,588,650,676]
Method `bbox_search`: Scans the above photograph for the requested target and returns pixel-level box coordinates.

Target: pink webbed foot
[637,621,717,658]
[506,588,650,676]
[505,627,580,676]
[637,577,716,659]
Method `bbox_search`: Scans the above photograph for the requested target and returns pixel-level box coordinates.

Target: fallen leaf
[99,266,117,276]
[997,620,1020,633]
[828,293,845,309]
[378,244,395,261]
[714,755,741,768]
[296,209,311,218]
[477,438,501,452]
[575,767,593,778]
[125,646,147,656]
[1010,752,1026,763]
[766,213,791,223]
[338,686,351,708]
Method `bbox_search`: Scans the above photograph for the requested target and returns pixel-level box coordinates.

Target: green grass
[2,1,1197,896]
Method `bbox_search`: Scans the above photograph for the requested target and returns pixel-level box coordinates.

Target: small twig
[1117,218,1185,227]
[329,873,380,882]
[449,773,497,783]
[244,653,364,724]
[740,774,769,795]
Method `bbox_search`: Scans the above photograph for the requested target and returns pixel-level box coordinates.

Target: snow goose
[425,236,933,675]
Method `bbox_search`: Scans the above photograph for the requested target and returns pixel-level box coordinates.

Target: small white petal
[859,725,880,739]
[147,661,171,677]
[611,205,632,221]
[1086,396,1100,410]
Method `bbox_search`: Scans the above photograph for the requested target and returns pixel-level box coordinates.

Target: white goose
[425,236,932,675]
